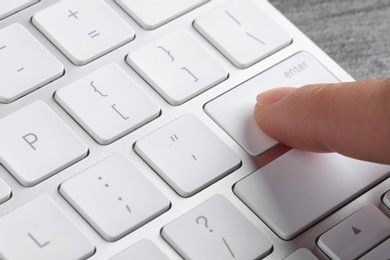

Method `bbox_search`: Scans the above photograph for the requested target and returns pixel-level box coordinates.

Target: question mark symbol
[196,216,213,232]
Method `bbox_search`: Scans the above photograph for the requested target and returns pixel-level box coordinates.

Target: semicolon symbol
[126,205,131,213]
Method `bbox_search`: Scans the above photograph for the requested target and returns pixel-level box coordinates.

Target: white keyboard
[0,0,390,259]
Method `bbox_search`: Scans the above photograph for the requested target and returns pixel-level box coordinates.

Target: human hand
[254,79,390,164]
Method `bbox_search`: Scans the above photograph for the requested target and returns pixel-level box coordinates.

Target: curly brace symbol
[90,81,108,97]
[157,46,175,62]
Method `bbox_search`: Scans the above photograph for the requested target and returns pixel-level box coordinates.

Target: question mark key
[162,195,272,259]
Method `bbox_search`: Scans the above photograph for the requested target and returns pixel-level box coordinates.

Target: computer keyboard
[0,0,390,259]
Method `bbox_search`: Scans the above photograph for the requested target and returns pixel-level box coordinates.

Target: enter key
[205,51,340,156]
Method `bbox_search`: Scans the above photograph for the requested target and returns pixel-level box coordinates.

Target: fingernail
[256,87,297,107]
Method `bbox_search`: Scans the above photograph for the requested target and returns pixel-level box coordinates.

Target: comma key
[0,101,88,186]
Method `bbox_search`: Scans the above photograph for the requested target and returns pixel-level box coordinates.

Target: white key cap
[318,205,390,260]
[205,51,339,156]
[194,0,291,68]
[284,248,319,260]
[359,238,390,260]
[382,190,390,209]
[0,178,11,204]
[162,195,272,259]
[0,24,63,103]
[60,154,170,242]
[0,196,95,260]
[110,239,169,260]
[116,0,207,30]
[234,149,390,240]
[0,0,38,20]
[0,101,88,187]
[55,64,160,145]
[32,0,135,65]
[127,29,228,105]
[135,114,241,197]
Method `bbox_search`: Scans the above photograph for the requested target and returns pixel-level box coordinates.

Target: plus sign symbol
[67,9,79,19]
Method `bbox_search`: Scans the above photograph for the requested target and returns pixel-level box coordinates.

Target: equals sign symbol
[88,30,100,38]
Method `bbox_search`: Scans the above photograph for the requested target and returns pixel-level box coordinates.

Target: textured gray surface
[269,0,390,80]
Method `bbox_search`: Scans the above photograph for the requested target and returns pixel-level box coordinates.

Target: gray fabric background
[269,0,390,80]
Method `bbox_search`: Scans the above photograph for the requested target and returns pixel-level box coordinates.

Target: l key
[0,196,95,260]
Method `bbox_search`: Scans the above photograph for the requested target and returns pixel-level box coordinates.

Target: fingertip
[256,87,297,107]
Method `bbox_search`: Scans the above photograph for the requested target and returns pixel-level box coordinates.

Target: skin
[254,79,390,164]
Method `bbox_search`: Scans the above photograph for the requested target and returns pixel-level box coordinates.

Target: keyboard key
[0,0,38,20]
[60,154,170,242]
[0,24,63,103]
[0,196,95,260]
[194,0,291,68]
[127,29,228,105]
[110,239,169,260]
[116,0,207,30]
[135,114,241,197]
[32,0,135,65]
[318,205,390,260]
[162,195,272,259]
[234,149,390,240]
[0,178,11,204]
[359,238,390,260]
[0,101,88,187]
[205,51,339,156]
[284,248,319,260]
[382,190,390,209]
[55,64,160,145]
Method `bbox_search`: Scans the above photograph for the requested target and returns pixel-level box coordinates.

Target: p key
[0,101,88,186]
